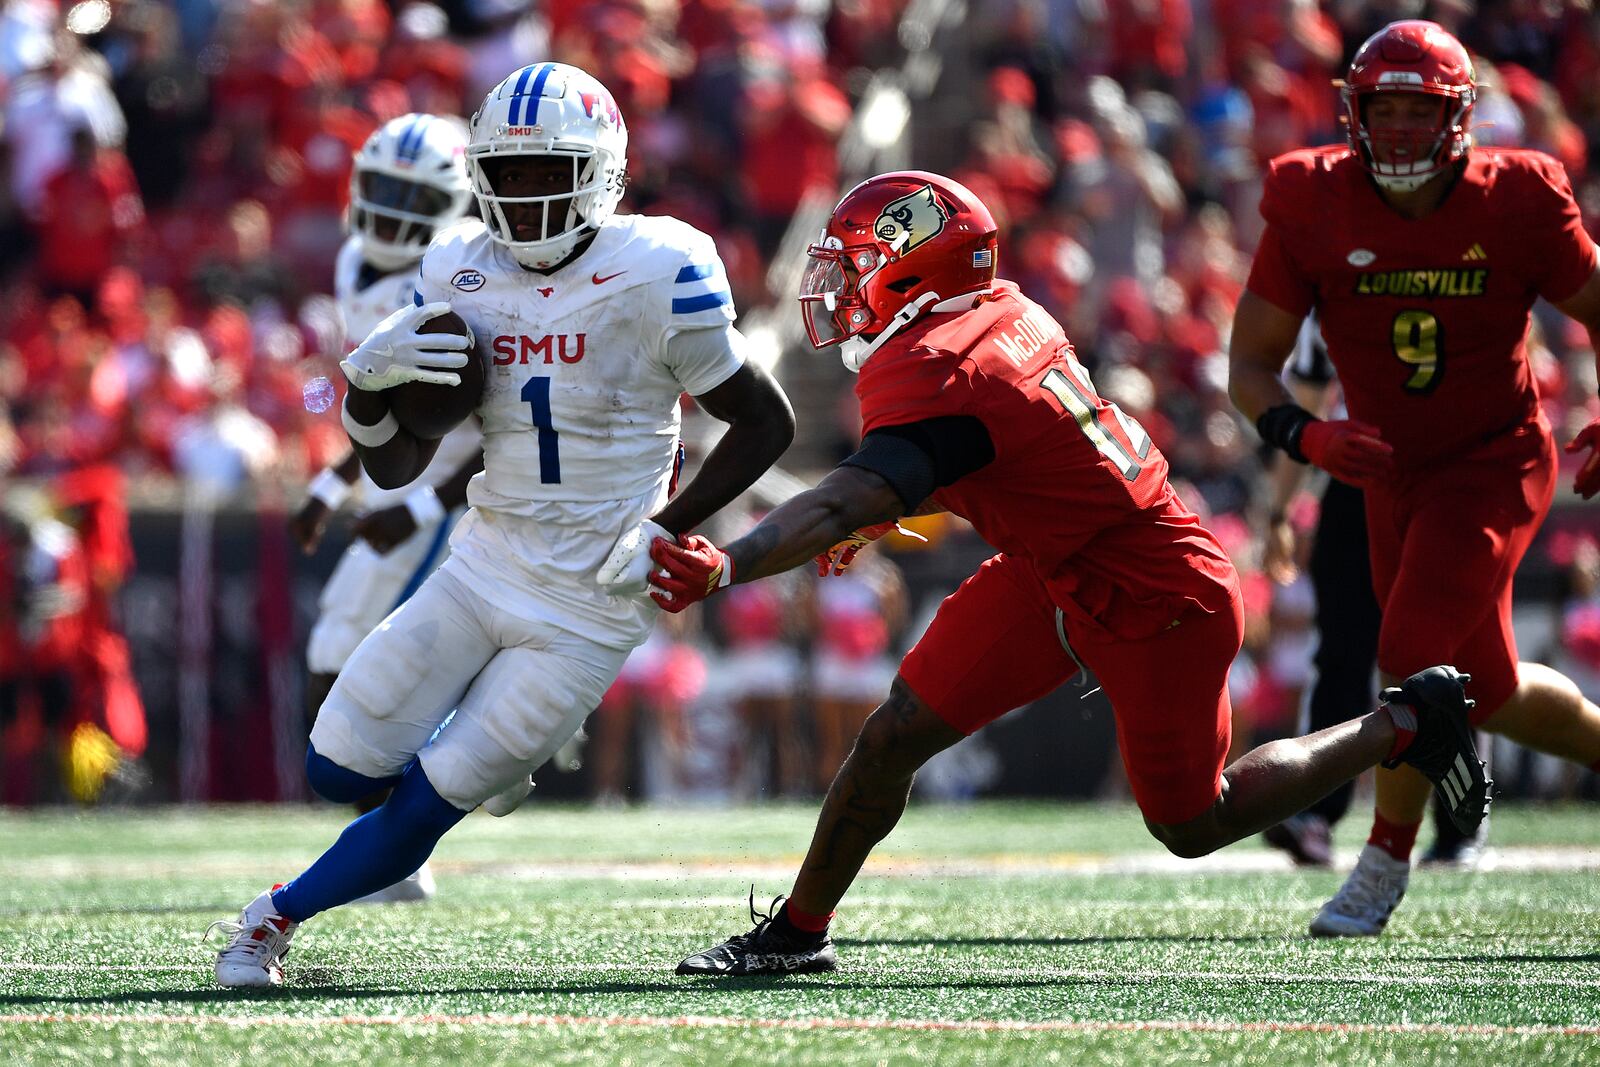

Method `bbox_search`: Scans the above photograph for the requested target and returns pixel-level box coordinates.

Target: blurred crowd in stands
[4,0,1600,804]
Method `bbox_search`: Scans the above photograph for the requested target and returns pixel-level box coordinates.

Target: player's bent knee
[848,681,964,776]
[1144,795,1231,859]
[305,743,400,803]
[1145,818,1222,859]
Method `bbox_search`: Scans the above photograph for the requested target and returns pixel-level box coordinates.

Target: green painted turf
[2,801,1598,1065]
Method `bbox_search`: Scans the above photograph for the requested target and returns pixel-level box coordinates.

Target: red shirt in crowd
[35,150,144,295]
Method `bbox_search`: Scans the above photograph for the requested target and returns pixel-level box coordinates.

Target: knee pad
[304,743,400,803]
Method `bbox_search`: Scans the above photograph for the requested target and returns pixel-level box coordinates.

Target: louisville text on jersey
[1353,267,1489,298]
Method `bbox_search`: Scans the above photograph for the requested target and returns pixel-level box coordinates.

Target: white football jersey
[417,213,740,510]
[335,235,482,510]
[413,213,744,644]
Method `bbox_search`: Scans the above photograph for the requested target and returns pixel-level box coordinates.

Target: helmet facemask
[1346,86,1473,191]
[468,143,622,269]
[350,167,463,269]
[799,239,887,349]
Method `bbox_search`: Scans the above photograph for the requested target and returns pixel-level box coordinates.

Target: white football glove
[340,301,471,392]
[596,519,673,598]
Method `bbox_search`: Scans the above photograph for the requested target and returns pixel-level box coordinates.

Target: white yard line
[1,1011,1597,1039]
[4,961,1599,989]
[10,845,1600,881]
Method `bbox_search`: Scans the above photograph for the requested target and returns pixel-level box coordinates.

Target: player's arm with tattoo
[648,414,990,610]
[725,466,906,583]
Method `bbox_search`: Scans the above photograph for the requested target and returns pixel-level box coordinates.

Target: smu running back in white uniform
[306,60,751,820]
[302,115,482,678]
[216,61,794,990]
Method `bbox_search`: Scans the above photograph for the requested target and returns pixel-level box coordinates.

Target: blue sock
[304,743,401,803]
[272,761,467,921]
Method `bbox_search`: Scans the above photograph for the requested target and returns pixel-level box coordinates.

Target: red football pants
[899,552,1243,825]
[1365,420,1556,721]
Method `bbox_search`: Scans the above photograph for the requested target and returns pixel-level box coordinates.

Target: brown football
[385,309,485,439]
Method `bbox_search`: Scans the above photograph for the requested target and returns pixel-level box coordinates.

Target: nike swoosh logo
[592,271,627,285]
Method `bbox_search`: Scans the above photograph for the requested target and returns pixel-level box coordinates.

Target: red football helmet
[1341,20,1476,191]
[800,171,998,369]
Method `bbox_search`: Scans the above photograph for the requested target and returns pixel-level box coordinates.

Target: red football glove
[1567,419,1600,499]
[1300,419,1394,489]
[648,534,733,613]
[814,521,928,577]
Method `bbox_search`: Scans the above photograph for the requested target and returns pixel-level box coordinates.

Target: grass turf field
[2,801,1598,1065]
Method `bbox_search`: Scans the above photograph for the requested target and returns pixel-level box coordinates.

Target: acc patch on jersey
[875,185,946,254]
[452,269,487,291]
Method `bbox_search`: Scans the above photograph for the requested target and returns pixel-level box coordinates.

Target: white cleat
[209,888,298,987]
[482,776,533,817]
[1310,844,1411,937]
[353,863,436,905]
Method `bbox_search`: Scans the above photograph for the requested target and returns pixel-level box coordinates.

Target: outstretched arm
[649,415,992,610]
[290,450,363,554]
[725,465,907,584]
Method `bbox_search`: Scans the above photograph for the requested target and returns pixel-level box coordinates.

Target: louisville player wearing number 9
[1230,21,1600,938]
[208,62,794,987]
[660,170,1488,978]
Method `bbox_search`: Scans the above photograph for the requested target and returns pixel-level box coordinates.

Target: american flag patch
[972,249,993,268]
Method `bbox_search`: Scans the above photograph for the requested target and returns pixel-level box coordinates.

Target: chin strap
[840,289,998,373]
[1371,170,1437,193]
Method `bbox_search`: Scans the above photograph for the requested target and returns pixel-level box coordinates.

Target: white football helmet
[348,113,472,271]
[467,62,629,269]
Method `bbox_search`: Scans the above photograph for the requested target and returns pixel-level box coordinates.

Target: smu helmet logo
[578,89,622,128]
[452,269,486,291]
[875,185,945,255]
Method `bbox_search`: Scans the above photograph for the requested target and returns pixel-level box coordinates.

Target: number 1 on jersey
[1040,365,1152,480]
[521,377,562,484]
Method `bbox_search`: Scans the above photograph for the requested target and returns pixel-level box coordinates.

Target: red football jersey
[1248,146,1599,469]
[855,281,1236,640]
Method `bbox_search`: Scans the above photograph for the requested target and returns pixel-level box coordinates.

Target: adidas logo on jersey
[1460,243,1487,262]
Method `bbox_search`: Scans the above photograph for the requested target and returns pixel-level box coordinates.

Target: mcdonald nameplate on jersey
[992,305,1060,368]
[1354,268,1488,298]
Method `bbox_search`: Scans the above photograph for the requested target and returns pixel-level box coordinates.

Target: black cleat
[1380,666,1492,836]
[675,891,837,977]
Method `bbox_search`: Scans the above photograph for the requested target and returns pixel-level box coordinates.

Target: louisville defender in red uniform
[1230,21,1600,937]
[653,170,1487,976]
